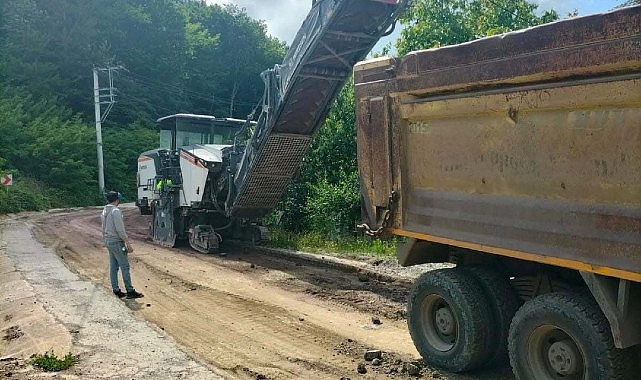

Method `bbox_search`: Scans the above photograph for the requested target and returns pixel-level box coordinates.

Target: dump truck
[137,0,408,253]
[355,5,641,379]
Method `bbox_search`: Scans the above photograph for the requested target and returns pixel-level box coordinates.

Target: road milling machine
[136,0,407,253]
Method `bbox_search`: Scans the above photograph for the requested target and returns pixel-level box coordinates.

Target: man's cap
[106,191,123,203]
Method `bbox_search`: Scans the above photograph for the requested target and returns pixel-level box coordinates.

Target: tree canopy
[396,0,558,55]
[0,0,286,210]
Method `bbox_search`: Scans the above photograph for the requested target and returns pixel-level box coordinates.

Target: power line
[119,69,258,107]
[121,71,214,102]
[116,92,177,115]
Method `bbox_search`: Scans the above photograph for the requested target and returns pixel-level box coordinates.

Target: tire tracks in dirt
[26,207,514,379]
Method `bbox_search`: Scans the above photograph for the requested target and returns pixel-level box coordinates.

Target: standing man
[101,191,144,299]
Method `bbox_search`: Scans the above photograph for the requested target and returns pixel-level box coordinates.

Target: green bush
[268,227,397,259]
[0,170,104,214]
[0,174,53,213]
[30,351,77,372]
[303,171,360,239]
[0,90,102,208]
[273,82,360,236]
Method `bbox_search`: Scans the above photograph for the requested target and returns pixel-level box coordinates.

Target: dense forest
[0,0,286,211]
[1,0,633,235]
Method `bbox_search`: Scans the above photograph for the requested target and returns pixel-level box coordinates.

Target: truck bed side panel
[355,6,641,279]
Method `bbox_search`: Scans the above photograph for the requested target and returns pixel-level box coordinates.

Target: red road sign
[1,174,12,186]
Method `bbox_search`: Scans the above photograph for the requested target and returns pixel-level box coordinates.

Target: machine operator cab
[136,113,251,215]
[158,113,246,150]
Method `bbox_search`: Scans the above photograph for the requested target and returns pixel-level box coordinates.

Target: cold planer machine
[136,0,408,253]
[136,114,262,253]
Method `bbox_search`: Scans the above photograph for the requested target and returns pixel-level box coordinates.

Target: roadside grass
[268,228,397,260]
[30,351,77,372]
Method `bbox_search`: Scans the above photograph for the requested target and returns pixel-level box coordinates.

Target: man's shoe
[113,290,126,298]
[126,291,144,299]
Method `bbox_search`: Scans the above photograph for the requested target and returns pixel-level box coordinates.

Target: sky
[205,0,626,49]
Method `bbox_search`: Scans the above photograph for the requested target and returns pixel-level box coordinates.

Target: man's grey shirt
[101,204,128,244]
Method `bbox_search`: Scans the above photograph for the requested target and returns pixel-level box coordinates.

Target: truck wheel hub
[435,307,455,335]
[547,340,578,375]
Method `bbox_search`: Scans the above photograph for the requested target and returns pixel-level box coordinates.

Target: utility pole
[93,66,122,196]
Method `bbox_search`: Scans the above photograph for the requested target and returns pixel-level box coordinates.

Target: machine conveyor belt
[229,0,405,218]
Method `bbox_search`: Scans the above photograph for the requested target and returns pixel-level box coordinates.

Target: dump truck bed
[355,6,641,281]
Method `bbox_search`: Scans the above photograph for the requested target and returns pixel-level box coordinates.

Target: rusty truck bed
[355,6,641,281]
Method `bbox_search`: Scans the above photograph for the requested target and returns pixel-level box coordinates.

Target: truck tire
[508,292,634,380]
[461,266,521,367]
[407,268,493,372]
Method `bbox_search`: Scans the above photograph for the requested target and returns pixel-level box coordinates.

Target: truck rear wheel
[461,266,521,367]
[407,268,493,372]
[508,292,633,380]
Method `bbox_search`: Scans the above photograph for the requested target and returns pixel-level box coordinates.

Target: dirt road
[1,207,514,379]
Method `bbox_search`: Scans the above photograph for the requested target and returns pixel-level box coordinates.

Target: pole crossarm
[93,65,124,196]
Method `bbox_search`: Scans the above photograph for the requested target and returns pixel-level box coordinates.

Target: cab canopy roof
[156,113,257,150]
[156,113,252,130]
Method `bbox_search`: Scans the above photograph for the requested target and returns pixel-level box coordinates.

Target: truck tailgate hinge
[357,190,396,237]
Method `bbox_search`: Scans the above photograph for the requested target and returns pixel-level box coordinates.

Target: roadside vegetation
[29,351,77,372]
[0,0,285,211]
[268,228,398,259]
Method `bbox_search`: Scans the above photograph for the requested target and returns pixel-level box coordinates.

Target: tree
[100,0,191,122]
[276,81,360,236]
[396,0,558,55]
[177,2,286,118]
[0,87,101,206]
[0,0,289,213]
[0,0,106,112]
[102,120,158,199]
